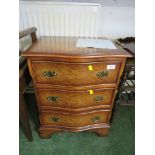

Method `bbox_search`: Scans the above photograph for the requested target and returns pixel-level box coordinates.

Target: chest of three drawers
[22,36,131,138]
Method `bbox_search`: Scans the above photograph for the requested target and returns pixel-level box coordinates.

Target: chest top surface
[22,36,132,58]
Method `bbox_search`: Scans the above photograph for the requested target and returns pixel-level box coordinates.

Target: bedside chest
[22,36,132,138]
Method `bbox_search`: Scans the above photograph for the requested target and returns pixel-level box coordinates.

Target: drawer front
[32,61,121,85]
[37,88,114,109]
[40,110,110,127]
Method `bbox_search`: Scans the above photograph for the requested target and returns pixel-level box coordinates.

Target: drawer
[37,88,114,109]
[40,109,110,127]
[32,61,121,85]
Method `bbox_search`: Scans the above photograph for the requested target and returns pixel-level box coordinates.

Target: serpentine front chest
[22,36,131,138]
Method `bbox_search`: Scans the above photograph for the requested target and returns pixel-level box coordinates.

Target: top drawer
[32,61,121,86]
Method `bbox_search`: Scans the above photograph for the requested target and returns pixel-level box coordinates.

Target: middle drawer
[37,88,114,110]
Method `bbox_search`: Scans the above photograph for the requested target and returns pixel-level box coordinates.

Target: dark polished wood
[19,62,33,141]
[19,27,37,43]
[22,36,131,138]
[19,27,37,141]
[116,37,135,105]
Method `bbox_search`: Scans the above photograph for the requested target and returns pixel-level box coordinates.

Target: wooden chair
[19,27,37,141]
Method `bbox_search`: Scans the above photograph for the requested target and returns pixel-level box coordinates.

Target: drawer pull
[43,71,57,78]
[49,117,60,122]
[47,96,59,103]
[96,71,108,78]
[94,96,103,102]
[91,116,100,123]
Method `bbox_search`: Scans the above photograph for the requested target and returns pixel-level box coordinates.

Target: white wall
[99,6,135,39]
[74,0,135,38]
[19,0,135,39]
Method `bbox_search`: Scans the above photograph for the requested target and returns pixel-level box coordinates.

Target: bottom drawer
[40,109,110,127]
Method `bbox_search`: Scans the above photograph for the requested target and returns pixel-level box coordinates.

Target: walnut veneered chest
[22,36,131,138]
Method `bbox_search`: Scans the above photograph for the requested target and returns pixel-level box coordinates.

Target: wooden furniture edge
[39,123,111,138]
[108,58,126,121]
[19,27,37,43]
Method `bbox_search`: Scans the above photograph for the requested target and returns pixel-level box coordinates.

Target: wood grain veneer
[32,61,121,85]
[40,109,110,127]
[37,88,114,110]
[22,36,132,138]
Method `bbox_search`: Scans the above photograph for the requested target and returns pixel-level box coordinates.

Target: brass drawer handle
[96,71,108,78]
[91,116,100,123]
[47,96,59,103]
[49,117,60,122]
[94,96,103,102]
[43,71,57,78]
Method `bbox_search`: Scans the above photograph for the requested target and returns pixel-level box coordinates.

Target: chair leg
[19,92,33,141]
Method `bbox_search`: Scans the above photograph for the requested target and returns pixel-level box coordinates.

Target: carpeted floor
[19,94,135,155]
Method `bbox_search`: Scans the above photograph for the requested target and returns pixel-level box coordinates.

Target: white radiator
[19,1,101,38]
